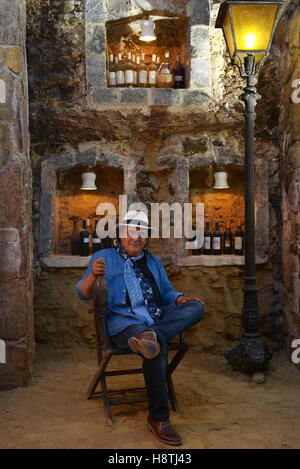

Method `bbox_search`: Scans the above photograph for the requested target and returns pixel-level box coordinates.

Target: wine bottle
[173,52,185,89]
[148,54,157,88]
[132,54,138,86]
[116,53,125,87]
[125,52,134,87]
[70,219,80,255]
[223,221,233,254]
[138,53,148,88]
[156,52,174,88]
[212,222,222,255]
[80,219,90,257]
[234,219,244,255]
[203,221,212,255]
[92,220,101,253]
[108,54,116,87]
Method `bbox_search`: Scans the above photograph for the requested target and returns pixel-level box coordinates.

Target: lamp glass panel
[222,9,235,59]
[231,5,279,52]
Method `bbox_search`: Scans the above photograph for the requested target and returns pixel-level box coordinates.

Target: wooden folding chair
[86,277,189,424]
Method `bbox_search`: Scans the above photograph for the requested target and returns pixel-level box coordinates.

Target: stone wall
[278,0,300,365]
[0,0,34,389]
[27,0,286,353]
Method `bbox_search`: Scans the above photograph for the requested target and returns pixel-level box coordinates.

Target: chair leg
[168,346,188,375]
[100,376,114,424]
[86,352,111,400]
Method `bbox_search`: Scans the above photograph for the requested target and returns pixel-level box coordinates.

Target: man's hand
[92,258,106,277]
[176,295,205,306]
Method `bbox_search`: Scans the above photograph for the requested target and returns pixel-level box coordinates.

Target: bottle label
[235,237,242,250]
[149,71,156,84]
[125,69,133,84]
[116,70,124,84]
[175,75,183,82]
[109,72,116,86]
[133,71,137,84]
[84,238,89,244]
[225,239,231,248]
[204,237,211,250]
[213,237,221,250]
[93,238,101,244]
[139,70,147,84]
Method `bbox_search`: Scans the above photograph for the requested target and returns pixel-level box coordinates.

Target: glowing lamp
[140,20,156,42]
[216,0,284,73]
[81,172,97,190]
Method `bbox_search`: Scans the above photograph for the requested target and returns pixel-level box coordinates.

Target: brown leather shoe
[146,415,182,446]
[128,330,160,359]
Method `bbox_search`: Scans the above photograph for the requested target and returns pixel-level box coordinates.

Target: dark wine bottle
[203,221,212,255]
[92,219,101,253]
[234,219,244,255]
[212,222,222,255]
[223,220,233,254]
[172,53,185,89]
[80,219,90,256]
[70,219,80,255]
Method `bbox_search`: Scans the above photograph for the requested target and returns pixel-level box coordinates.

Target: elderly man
[76,210,205,446]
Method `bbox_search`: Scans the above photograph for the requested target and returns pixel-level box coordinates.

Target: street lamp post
[215,0,285,374]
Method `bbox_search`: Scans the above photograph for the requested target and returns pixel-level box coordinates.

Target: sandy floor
[0,345,300,449]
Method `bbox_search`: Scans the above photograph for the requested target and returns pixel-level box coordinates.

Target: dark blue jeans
[110,300,205,421]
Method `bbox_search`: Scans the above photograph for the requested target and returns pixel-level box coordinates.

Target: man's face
[120,226,148,257]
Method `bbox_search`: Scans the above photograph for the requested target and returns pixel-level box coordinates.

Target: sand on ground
[0,345,300,449]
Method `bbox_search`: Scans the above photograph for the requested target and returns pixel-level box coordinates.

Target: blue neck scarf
[115,241,161,323]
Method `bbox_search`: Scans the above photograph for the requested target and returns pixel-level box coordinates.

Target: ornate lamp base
[225,336,273,374]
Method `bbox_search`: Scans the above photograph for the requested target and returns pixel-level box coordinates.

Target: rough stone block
[52,152,75,170]
[176,160,189,199]
[181,90,210,106]
[97,151,124,168]
[0,0,20,45]
[85,23,106,55]
[255,159,269,257]
[191,26,210,59]
[77,145,97,166]
[39,193,53,255]
[0,78,5,103]
[0,46,21,74]
[85,0,106,23]
[190,58,211,89]
[188,153,214,169]
[89,86,118,104]
[86,55,106,87]
[0,228,18,243]
[120,87,148,105]
[41,161,55,192]
[0,232,20,280]
[0,122,13,168]
[0,165,24,229]
[0,71,14,122]
[105,0,142,21]
[215,147,230,165]
[0,280,27,340]
[124,168,137,193]
[190,0,210,26]
[150,88,180,106]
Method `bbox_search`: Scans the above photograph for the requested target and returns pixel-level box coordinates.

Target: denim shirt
[76,248,184,336]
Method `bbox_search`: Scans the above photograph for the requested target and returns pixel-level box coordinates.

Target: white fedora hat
[120,210,156,232]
